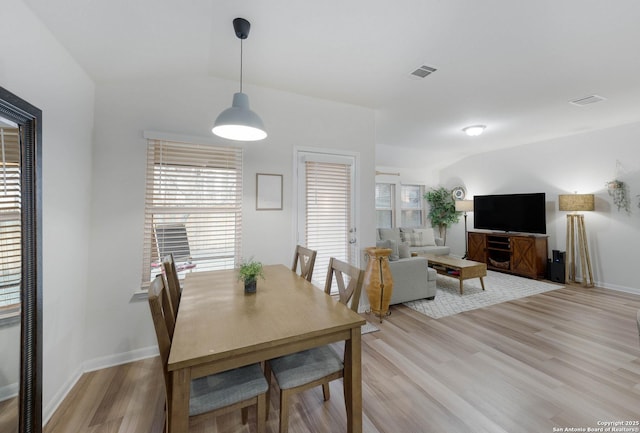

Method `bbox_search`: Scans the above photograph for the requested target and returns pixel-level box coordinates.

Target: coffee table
[420,254,487,295]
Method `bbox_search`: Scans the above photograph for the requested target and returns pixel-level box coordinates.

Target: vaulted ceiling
[24,0,640,166]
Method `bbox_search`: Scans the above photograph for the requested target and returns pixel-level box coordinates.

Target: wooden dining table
[167,264,366,433]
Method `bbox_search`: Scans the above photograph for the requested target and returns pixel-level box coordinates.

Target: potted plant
[606,179,630,213]
[237,258,265,294]
[423,187,461,245]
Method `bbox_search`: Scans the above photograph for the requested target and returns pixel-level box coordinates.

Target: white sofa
[377,227,450,257]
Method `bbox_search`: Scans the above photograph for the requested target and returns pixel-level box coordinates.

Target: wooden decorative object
[364,247,394,322]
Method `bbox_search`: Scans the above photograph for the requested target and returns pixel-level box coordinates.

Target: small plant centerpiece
[237,258,265,294]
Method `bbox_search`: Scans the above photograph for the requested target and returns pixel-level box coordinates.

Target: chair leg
[256,393,267,433]
[322,382,331,401]
[264,361,272,420]
[279,388,291,433]
[241,407,249,424]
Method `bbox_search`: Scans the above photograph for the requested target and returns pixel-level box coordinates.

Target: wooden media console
[467,231,548,279]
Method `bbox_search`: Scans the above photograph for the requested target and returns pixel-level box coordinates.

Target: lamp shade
[212,92,267,141]
[558,194,594,211]
[455,200,474,212]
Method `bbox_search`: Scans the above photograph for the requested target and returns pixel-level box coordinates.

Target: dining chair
[162,254,181,321]
[147,275,268,433]
[266,257,364,433]
[291,245,317,282]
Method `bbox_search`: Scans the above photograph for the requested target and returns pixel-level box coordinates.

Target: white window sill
[0,308,21,327]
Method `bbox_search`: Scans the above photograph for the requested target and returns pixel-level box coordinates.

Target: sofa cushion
[415,228,436,246]
[404,228,436,247]
[409,245,451,256]
[376,239,399,261]
[378,228,402,245]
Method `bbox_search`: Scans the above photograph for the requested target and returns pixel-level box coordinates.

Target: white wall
[0,0,95,420]
[85,75,376,363]
[439,122,640,292]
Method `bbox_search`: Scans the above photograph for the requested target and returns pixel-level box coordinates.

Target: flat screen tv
[473,193,546,234]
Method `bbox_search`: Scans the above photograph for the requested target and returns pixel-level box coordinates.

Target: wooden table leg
[459,279,464,295]
[479,277,485,291]
[170,368,190,433]
[343,327,362,433]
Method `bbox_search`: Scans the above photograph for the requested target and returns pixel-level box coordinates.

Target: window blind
[305,160,353,289]
[0,128,21,310]
[141,139,242,289]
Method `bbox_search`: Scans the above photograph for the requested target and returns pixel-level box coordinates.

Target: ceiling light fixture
[462,125,486,137]
[212,18,267,141]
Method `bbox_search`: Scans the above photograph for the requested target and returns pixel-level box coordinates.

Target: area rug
[403,271,562,319]
[361,321,380,334]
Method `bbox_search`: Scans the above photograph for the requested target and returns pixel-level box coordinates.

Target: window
[400,184,424,228]
[0,127,20,310]
[375,182,425,229]
[375,183,394,228]
[141,139,243,289]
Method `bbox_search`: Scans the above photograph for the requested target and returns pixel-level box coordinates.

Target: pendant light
[462,125,486,136]
[212,18,267,141]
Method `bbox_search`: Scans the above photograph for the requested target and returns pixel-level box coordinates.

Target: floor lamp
[455,200,474,259]
[559,194,594,287]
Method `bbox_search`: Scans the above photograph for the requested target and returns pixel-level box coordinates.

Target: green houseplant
[423,187,461,245]
[606,179,630,214]
[237,258,265,294]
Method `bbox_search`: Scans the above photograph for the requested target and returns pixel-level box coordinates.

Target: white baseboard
[43,366,83,424]
[82,346,158,373]
[597,281,640,295]
[0,382,18,403]
[43,346,159,425]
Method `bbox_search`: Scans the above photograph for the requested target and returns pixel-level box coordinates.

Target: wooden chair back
[291,245,317,282]
[324,257,364,312]
[147,275,175,393]
[162,254,181,319]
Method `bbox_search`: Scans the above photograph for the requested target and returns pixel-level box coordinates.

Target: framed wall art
[256,173,283,210]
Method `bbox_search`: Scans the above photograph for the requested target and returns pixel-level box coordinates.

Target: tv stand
[467,231,548,279]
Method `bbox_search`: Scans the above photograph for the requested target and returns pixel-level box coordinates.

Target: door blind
[141,139,243,289]
[305,160,353,289]
[0,127,21,310]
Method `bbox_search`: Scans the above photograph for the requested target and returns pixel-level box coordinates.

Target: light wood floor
[43,284,640,433]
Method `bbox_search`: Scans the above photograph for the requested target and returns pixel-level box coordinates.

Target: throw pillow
[414,228,436,246]
[398,241,411,259]
[378,228,402,245]
[405,232,425,247]
[399,227,414,243]
[376,239,399,261]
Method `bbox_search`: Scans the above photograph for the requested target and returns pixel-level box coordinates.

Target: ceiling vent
[410,65,437,78]
[569,95,606,106]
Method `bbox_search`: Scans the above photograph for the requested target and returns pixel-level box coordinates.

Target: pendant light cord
[240,39,243,93]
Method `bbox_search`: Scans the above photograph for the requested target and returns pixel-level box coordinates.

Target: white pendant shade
[212,92,267,141]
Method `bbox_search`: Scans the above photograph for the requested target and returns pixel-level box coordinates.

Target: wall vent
[569,95,606,106]
[410,65,437,78]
